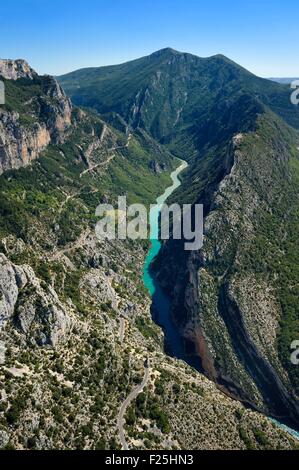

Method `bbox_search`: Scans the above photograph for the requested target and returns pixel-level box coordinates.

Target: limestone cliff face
[0,60,72,174]
[39,76,72,136]
[0,253,72,347]
[0,113,51,173]
[0,59,37,80]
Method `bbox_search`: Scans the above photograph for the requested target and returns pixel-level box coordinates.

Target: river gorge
[143,160,299,442]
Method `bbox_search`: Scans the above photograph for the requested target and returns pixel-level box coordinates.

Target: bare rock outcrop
[0,429,10,449]
[0,253,27,327]
[0,59,37,80]
[0,113,51,173]
[0,254,71,346]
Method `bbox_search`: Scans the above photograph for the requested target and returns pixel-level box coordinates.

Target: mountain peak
[149,49,235,66]
[149,48,181,58]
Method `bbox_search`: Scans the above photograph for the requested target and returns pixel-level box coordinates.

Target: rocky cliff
[0,253,72,347]
[0,61,72,174]
[0,59,37,81]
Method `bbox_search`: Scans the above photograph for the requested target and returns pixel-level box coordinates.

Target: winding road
[79,152,116,177]
[117,359,150,450]
[79,133,132,178]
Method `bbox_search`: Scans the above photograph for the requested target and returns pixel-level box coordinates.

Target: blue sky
[1,0,298,77]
